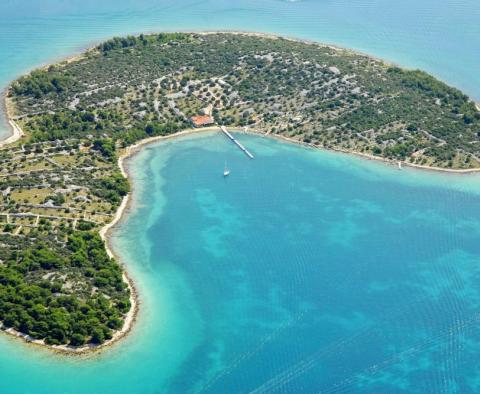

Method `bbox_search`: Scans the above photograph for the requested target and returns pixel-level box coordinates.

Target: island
[1,32,479,351]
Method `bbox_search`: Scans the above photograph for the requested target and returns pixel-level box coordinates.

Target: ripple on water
[105,133,480,392]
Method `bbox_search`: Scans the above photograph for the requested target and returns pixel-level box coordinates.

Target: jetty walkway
[220,126,254,159]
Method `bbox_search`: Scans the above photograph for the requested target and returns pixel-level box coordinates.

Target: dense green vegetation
[0,133,131,348]
[2,31,480,349]
[12,69,73,98]
[97,32,190,53]
[0,232,129,345]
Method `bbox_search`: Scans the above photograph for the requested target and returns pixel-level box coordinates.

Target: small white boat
[224,161,230,177]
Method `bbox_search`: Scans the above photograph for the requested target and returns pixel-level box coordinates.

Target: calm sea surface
[1,1,480,393]
[6,132,480,393]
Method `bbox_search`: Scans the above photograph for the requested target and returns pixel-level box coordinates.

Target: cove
[4,131,480,392]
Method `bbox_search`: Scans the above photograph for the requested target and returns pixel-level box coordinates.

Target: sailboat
[223,161,231,177]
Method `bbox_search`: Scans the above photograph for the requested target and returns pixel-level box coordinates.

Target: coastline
[0,102,141,356]
[0,100,139,355]
[0,118,478,354]
[0,120,23,147]
[1,30,480,355]
[0,126,220,354]
[0,93,23,147]
[0,154,139,355]
[1,29,478,155]
[0,129,139,355]
[101,126,221,246]
[94,126,221,350]
[1,29,478,144]
[195,30,395,67]
[239,127,480,175]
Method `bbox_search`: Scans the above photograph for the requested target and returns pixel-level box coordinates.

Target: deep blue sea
[1,1,480,393]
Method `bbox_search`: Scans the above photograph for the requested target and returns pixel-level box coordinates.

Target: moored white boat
[224,161,230,177]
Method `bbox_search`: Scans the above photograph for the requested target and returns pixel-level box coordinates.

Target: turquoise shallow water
[5,132,480,392]
[2,1,480,393]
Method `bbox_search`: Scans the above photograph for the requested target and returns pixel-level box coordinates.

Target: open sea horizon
[1,1,480,393]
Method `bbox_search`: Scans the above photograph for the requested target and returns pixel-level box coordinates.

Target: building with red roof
[190,115,214,128]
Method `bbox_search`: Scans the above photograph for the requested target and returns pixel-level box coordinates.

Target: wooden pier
[220,126,254,159]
